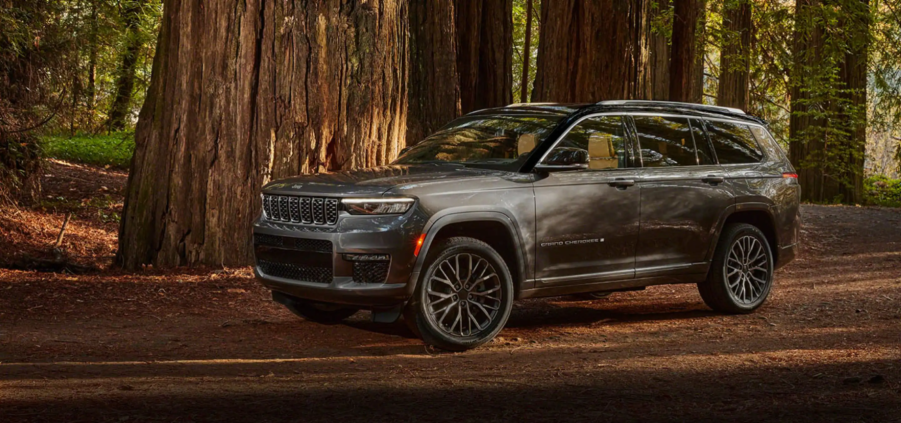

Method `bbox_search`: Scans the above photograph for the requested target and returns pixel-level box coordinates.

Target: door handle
[702,175,725,184]
[608,178,635,189]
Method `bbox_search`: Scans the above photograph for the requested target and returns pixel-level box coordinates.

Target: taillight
[782,172,798,179]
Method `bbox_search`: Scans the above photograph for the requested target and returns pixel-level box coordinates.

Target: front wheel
[698,223,774,314]
[406,237,514,351]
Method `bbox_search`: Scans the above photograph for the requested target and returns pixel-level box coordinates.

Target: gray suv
[253,100,801,351]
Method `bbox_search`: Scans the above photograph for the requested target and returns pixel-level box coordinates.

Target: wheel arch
[408,211,528,299]
[708,204,780,264]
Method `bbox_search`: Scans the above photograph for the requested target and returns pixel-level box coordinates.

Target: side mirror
[534,147,589,172]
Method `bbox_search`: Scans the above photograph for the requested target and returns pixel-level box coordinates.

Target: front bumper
[252,210,427,308]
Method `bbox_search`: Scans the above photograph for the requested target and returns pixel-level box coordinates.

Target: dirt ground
[1,162,900,422]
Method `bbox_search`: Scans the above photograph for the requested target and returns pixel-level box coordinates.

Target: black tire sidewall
[412,238,514,351]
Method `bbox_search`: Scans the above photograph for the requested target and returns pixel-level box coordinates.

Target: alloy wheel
[725,235,771,305]
[424,253,502,337]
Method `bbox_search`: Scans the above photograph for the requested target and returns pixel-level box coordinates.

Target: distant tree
[670,0,705,103]
[107,0,147,131]
[456,0,513,113]
[518,0,534,103]
[532,0,650,102]
[649,0,672,100]
[717,0,752,110]
[789,0,870,203]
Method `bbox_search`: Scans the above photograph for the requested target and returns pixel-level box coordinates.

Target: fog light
[343,254,390,262]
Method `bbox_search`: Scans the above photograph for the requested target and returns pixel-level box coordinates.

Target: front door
[533,115,641,286]
[631,115,735,274]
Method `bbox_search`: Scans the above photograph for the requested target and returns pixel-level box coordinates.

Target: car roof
[469,100,767,125]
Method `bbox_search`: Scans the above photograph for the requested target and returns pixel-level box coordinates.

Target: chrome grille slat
[300,198,312,223]
[312,198,325,224]
[262,194,339,226]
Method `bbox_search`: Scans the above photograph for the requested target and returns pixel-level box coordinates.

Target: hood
[262,164,520,197]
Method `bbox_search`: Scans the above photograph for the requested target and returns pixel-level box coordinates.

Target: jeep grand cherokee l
[253,100,801,351]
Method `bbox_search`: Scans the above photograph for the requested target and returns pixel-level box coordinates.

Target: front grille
[293,238,332,253]
[262,194,339,225]
[253,235,332,253]
[353,262,390,284]
[258,260,332,284]
[253,234,284,248]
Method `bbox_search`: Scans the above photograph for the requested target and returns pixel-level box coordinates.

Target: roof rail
[596,100,746,115]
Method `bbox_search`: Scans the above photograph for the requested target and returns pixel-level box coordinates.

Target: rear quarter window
[705,120,765,164]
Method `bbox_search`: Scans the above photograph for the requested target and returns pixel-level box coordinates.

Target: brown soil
[1,163,900,422]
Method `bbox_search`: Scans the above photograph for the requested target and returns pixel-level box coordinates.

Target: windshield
[393,114,563,170]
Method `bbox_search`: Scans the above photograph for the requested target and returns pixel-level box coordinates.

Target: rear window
[633,116,702,167]
[705,120,765,164]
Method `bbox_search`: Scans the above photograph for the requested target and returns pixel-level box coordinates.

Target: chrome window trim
[535,112,768,169]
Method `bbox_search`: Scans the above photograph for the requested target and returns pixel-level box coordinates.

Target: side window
[633,116,699,167]
[690,119,716,165]
[546,116,630,170]
[705,120,765,164]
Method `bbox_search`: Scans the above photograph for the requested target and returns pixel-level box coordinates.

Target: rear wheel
[699,223,774,314]
[406,237,514,351]
[282,298,359,324]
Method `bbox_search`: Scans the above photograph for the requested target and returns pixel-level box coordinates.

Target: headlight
[342,198,414,215]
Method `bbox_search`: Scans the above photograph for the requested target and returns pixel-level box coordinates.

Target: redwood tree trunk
[789,0,826,201]
[649,0,671,100]
[669,0,705,103]
[532,0,650,103]
[407,0,460,144]
[456,0,513,114]
[717,0,752,110]
[108,0,145,131]
[833,0,869,204]
[117,0,409,269]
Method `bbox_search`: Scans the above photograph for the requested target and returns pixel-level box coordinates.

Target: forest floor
[1,161,900,422]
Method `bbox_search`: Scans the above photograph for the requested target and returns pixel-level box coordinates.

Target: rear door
[533,115,641,286]
[632,115,735,275]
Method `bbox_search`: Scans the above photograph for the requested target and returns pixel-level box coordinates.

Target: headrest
[588,134,614,159]
[517,134,538,156]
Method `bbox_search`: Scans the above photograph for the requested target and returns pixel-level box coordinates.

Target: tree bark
[456,0,513,114]
[107,0,145,131]
[717,0,752,110]
[789,0,826,202]
[649,0,671,100]
[407,0,460,144]
[833,0,869,204]
[789,0,869,204]
[117,0,409,269]
[519,0,533,103]
[87,0,98,112]
[532,0,650,103]
[669,0,705,103]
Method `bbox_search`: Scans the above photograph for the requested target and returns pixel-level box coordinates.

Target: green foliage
[864,175,901,207]
[512,0,540,102]
[40,132,134,169]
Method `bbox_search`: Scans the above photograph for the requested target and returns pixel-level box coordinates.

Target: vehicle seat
[517,134,538,157]
[588,134,618,169]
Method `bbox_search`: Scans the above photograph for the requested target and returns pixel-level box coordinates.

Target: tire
[282,298,359,324]
[406,237,514,351]
[699,223,775,314]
